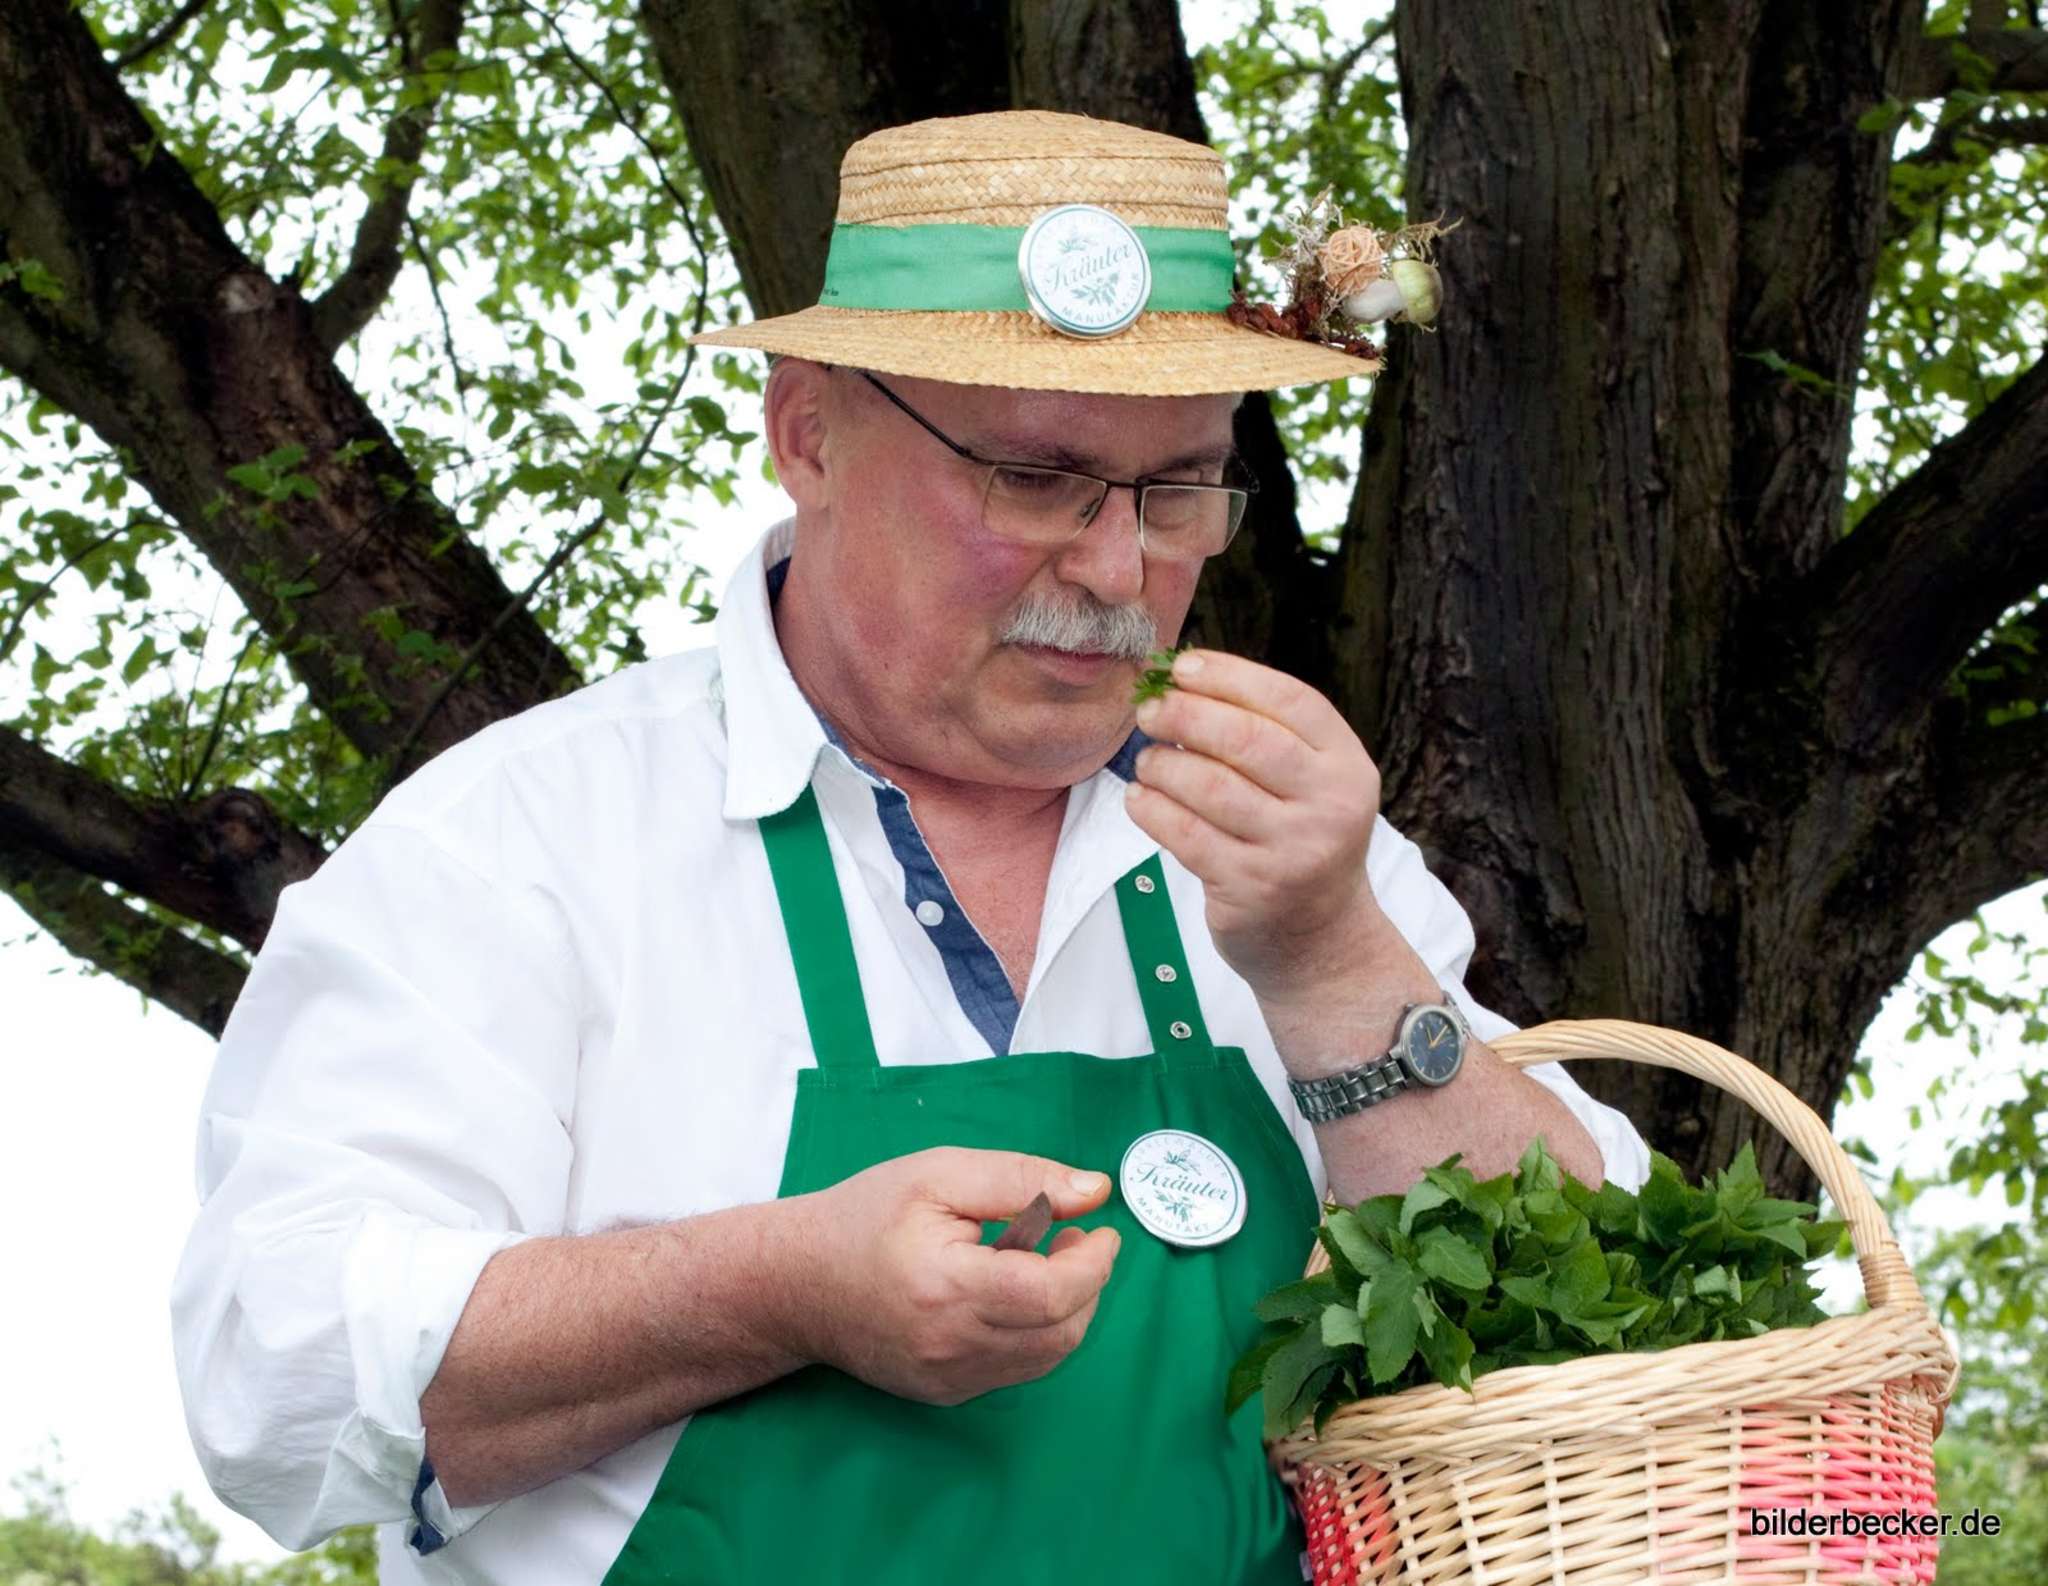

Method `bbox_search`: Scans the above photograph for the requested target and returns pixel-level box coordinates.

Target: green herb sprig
[1131,647,1186,705]
[1227,1138,1845,1441]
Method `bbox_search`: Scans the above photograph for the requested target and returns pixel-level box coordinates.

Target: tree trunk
[1372,0,2048,1193]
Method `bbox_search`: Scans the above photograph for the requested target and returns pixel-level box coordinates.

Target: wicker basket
[1270,1019,1960,1585]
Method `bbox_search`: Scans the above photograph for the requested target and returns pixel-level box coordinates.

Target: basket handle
[1347,1018,1922,1312]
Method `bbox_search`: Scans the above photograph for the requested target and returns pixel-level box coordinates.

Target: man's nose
[1053,484,1146,605]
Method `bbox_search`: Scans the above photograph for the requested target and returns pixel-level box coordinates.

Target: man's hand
[1120,647,1608,1200]
[789,1147,1122,1406]
[1123,647,1385,1000]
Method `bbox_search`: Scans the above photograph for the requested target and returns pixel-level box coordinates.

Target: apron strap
[758,785,880,1071]
[1113,854,1215,1052]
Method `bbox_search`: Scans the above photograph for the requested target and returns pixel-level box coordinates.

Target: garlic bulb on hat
[1341,259,1442,328]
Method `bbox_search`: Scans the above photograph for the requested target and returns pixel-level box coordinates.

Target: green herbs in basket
[1227,1137,1846,1440]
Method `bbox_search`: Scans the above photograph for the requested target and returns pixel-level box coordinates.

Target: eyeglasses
[853,371,1257,561]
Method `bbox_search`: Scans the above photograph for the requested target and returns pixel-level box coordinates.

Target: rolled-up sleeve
[170,820,581,1551]
[1365,815,1653,1191]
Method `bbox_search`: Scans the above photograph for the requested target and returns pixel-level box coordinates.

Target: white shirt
[171,518,1649,1583]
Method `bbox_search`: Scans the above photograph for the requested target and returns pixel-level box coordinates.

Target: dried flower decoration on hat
[1226,188,1457,359]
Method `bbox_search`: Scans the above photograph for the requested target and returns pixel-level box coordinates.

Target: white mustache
[998,595,1158,663]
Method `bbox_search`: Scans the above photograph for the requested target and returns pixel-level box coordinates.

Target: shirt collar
[716,518,831,821]
[714,516,1160,820]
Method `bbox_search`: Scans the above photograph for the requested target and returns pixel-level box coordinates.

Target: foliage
[0,1464,374,1586]
[4,0,755,850]
[1130,647,1185,704]
[1915,1219,2048,1584]
[1853,0,2047,736]
[1228,1139,1842,1440]
[1827,891,2048,1581]
[1838,886,2048,1328]
[1191,0,1403,539]
[1853,2,2048,520]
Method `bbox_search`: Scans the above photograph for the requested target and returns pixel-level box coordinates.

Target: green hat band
[817,223,1237,313]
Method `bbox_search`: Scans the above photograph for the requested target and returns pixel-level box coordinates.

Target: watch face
[1403,1008,1463,1085]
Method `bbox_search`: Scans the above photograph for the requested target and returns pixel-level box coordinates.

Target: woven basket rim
[1273,1299,1957,1464]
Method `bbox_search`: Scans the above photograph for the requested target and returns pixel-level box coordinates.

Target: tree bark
[0,833,248,1036]
[1378,0,2048,1193]
[0,726,323,949]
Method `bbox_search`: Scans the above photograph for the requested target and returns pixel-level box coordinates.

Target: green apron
[602,786,1320,1584]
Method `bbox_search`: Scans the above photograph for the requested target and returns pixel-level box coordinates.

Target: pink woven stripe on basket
[1734,1384,1941,1582]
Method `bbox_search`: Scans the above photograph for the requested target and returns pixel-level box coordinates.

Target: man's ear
[764,358,834,511]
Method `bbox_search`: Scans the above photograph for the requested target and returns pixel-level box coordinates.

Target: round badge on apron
[1120,1127,1247,1247]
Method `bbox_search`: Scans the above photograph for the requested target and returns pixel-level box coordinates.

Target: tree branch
[309,0,465,350]
[112,0,213,71]
[0,724,326,950]
[1805,352,2048,758]
[1902,27,2048,96]
[406,211,468,400]
[1888,694,2048,959]
[0,834,249,1036]
[0,0,578,786]
[1883,108,2048,242]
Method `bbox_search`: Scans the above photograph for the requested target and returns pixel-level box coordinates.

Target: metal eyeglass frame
[851,370,1259,559]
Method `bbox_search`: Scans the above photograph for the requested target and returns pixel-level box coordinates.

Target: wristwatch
[1286,1000,1470,1124]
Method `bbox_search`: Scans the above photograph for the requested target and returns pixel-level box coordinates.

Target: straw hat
[689,110,1381,396]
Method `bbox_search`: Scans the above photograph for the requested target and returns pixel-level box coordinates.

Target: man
[174,110,1647,1584]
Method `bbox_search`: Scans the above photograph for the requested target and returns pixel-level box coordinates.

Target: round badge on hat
[1017,204,1153,338]
[1119,1128,1247,1248]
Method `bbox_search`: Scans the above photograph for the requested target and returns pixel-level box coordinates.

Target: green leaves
[1131,647,1185,704]
[1362,1262,1421,1384]
[1416,1227,1489,1291]
[0,258,67,303]
[1231,1137,1844,1433]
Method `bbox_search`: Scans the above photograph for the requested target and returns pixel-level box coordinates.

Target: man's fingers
[1123,778,1257,888]
[1136,684,1316,797]
[1161,648,1348,753]
[916,1146,1112,1224]
[954,1224,1122,1330]
[1132,742,1279,842]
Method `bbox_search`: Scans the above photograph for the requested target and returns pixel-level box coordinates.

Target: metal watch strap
[1288,1060,1408,1123]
